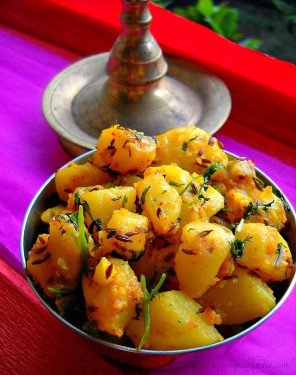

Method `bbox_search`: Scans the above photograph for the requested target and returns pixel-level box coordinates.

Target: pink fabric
[0,25,295,374]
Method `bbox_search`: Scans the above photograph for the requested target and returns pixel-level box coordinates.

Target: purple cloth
[0,25,295,374]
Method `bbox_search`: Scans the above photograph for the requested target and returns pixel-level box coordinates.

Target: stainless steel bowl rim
[20,149,296,356]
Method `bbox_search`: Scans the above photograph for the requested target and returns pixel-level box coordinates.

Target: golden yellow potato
[198,267,276,325]
[145,164,224,230]
[26,234,55,297]
[55,161,112,202]
[212,159,287,230]
[125,290,223,350]
[175,221,234,298]
[99,208,150,261]
[47,218,83,289]
[41,204,66,224]
[82,258,143,337]
[155,126,228,174]
[77,186,137,230]
[235,223,293,282]
[93,125,156,175]
[136,172,182,237]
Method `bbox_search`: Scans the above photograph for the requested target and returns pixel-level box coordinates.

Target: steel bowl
[20,149,296,368]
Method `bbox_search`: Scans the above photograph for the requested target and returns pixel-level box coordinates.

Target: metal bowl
[20,149,296,368]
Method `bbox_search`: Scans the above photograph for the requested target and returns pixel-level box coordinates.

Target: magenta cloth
[0,25,295,374]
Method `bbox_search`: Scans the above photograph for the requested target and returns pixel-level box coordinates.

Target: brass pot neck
[107,0,168,86]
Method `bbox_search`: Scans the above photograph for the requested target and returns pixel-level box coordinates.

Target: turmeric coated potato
[235,223,293,282]
[99,208,150,261]
[136,172,182,237]
[175,221,234,298]
[198,266,276,325]
[125,290,223,350]
[82,258,143,337]
[56,161,112,202]
[154,126,228,174]
[93,125,156,175]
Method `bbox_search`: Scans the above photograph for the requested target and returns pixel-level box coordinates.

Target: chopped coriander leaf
[169,181,185,188]
[203,161,224,184]
[219,208,233,213]
[137,273,166,351]
[243,200,274,220]
[75,192,103,232]
[182,136,199,152]
[48,287,72,295]
[229,223,238,233]
[69,212,79,228]
[122,194,128,208]
[141,186,151,204]
[179,176,199,196]
[111,196,121,201]
[57,214,69,223]
[230,239,245,260]
[230,236,252,260]
[78,205,89,273]
[162,189,168,194]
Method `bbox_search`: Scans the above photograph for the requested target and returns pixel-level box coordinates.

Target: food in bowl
[26,125,293,351]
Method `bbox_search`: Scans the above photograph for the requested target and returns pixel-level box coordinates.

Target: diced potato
[82,258,143,337]
[76,186,136,230]
[99,209,150,261]
[175,221,234,298]
[125,290,223,350]
[47,219,82,286]
[198,267,276,325]
[136,172,182,237]
[235,223,293,282]
[26,234,55,297]
[145,164,224,229]
[155,126,228,174]
[93,125,157,175]
[55,162,112,201]
[41,205,66,224]
[93,257,117,285]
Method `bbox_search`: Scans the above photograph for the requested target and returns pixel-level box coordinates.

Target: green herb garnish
[141,186,151,204]
[169,181,185,188]
[179,176,199,196]
[111,196,121,201]
[243,200,274,220]
[75,192,103,232]
[48,287,72,295]
[182,136,199,152]
[137,273,166,351]
[230,236,252,260]
[78,205,89,272]
[122,194,128,208]
[203,161,224,184]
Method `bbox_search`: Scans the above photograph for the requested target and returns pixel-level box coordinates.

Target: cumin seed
[182,249,195,255]
[105,263,114,279]
[197,230,213,238]
[31,252,50,265]
[115,234,133,243]
[208,137,215,146]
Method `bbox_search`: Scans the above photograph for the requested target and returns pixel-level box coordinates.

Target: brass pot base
[43,53,231,156]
